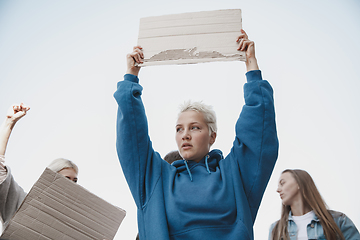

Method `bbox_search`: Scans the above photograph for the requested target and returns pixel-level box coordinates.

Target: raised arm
[231,30,278,221]
[114,47,162,208]
[0,103,29,227]
[0,103,30,156]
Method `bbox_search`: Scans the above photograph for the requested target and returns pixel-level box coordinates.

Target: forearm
[126,66,141,76]
[246,56,259,72]
[233,71,278,211]
[0,119,15,156]
[240,71,278,165]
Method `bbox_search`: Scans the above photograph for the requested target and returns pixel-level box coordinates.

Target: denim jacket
[268,210,360,240]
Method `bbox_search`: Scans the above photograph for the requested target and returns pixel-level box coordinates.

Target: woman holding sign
[114,29,278,240]
[0,103,79,229]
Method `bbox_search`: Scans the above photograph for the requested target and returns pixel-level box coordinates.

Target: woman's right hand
[126,46,144,76]
[6,103,30,127]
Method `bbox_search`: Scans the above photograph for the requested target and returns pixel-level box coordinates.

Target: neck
[291,200,312,216]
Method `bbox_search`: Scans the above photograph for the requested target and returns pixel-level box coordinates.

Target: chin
[180,153,191,160]
[180,151,193,159]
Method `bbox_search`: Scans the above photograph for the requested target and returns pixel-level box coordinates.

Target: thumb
[13,110,27,119]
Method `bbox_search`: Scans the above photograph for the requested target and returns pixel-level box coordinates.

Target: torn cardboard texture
[1,168,126,240]
[138,9,245,66]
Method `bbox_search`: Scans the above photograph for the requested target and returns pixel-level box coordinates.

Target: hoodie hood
[172,149,223,181]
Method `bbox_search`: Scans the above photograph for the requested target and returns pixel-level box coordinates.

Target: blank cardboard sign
[1,168,126,240]
[137,9,245,66]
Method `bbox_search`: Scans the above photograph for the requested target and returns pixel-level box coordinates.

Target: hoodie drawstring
[184,160,193,182]
[183,155,211,181]
[205,155,211,174]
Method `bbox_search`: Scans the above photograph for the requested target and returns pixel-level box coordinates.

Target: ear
[209,132,217,145]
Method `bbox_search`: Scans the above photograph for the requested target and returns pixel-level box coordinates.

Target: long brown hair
[270,169,344,240]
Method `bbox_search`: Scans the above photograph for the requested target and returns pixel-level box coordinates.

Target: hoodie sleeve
[113,74,162,208]
[0,167,27,228]
[230,70,279,221]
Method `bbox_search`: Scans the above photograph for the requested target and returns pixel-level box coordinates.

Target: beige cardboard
[137,9,245,66]
[1,168,126,240]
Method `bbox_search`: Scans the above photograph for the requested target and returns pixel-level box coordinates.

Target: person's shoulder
[328,209,346,219]
[328,209,354,225]
[269,220,279,231]
[268,219,280,240]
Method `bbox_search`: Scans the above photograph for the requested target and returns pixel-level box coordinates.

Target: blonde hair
[178,100,217,134]
[47,158,79,175]
[270,169,344,240]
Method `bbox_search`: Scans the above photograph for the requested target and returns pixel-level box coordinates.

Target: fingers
[236,29,253,51]
[236,29,248,42]
[241,29,248,38]
[237,39,254,51]
[126,46,143,76]
[12,103,30,113]
[133,45,143,52]
[20,103,30,111]
[129,46,144,64]
[8,103,30,121]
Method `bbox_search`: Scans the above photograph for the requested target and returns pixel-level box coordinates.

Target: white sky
[0,0,359,239]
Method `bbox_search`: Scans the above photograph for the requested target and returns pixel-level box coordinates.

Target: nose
[182,129,191,140]
[276,186,281,193]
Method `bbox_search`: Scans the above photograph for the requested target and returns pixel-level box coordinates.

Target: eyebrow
[176,121,201,126]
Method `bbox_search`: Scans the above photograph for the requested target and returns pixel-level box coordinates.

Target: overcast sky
[0,0,359,239]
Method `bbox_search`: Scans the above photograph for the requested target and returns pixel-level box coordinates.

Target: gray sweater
[0,167,26,229]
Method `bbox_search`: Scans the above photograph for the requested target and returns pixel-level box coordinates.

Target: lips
[181,143,192,149]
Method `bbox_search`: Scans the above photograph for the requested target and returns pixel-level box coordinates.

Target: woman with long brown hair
[269,169,359,240]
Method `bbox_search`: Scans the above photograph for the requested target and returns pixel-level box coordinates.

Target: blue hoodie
[114,70,278,240]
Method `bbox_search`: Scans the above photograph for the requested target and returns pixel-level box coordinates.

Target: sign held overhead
[137,9,245,66]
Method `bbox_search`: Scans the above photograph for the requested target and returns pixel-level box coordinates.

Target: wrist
[2,118,16,130]
[246,57,259,72]
[126,67,140,76]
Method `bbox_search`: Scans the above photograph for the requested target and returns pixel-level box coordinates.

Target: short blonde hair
[178,100,217,134]
[47,158,79,174]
